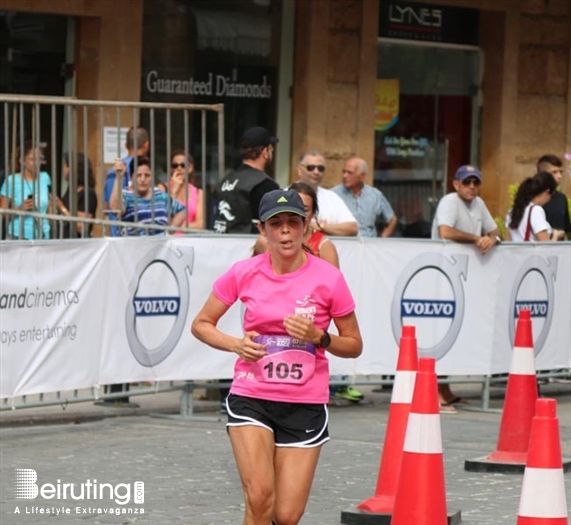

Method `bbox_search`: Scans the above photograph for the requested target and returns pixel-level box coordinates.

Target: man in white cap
[432,164,501,411]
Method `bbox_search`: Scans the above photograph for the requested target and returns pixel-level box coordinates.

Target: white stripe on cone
[510,346,536,375]
[518,467,568,518]
[403,414,442,454]
[391,371,416,404]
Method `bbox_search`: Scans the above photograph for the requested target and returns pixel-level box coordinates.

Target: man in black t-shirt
[214,127,280,234]
[537,154,571,239]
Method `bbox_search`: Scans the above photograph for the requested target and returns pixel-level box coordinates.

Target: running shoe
[332,385,364,402]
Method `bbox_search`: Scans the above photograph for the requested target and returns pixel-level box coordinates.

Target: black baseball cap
[241,126,279,149]
[259,189,307,222]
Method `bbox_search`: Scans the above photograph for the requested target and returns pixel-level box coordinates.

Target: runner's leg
[228,425,276,525]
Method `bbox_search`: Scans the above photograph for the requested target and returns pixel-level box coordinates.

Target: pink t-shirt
[169,182,198,234]
[213,252,356,403]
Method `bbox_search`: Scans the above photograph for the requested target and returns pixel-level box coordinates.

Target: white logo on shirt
[218,201,235,221]
[295,295,317,320]
[221,180,238,191]
[296,295,316,307]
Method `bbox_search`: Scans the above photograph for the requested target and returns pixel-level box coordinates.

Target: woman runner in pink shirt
[192,189,362,525]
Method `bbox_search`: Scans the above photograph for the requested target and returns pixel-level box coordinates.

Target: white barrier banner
[1,237,569,397]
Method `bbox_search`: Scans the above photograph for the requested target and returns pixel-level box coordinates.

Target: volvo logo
[391,253,468,360]
[508,256,557,356]
[125,244,194,367]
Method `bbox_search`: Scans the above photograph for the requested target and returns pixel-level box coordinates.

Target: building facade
[1,0,570,230]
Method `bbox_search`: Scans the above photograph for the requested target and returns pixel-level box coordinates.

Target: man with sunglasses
[213,126,279,234]
[432,164,501,411]
[431,165,501,254]
[296,150,360,402]
[296,151,358,237]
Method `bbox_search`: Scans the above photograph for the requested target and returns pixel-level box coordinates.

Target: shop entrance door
[374,41,481,237]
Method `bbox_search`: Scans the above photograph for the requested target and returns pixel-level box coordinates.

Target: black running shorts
[226,394,330,448]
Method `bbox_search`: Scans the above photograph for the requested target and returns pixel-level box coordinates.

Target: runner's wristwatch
[319,330,331,348]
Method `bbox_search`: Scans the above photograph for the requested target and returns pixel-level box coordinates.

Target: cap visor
[260,208,306,222]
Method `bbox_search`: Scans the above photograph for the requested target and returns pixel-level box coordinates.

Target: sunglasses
[461,177,481,187]
[171,162,188,169]
[304,164,325,173]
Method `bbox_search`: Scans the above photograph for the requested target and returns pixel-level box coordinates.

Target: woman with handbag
[506,171,566,241]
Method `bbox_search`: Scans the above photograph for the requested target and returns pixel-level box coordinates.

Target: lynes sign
[145,70,272,99]
[379,0,479,46]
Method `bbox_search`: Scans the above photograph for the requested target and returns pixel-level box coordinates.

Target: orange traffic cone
[356,325,418,514]
[391,357,458,525]
[465,309,538,473]
[517,398,569,525]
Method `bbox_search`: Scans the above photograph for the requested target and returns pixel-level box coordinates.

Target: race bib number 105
[252,335,316,385]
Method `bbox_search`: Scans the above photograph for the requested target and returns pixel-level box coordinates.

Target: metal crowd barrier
[2,373,569,421]
[0,94,225,240]
[0,208,211,237]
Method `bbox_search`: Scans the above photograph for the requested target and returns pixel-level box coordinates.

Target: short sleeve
[104,170,116,204]
[376,190,395,221]
[434,196,457,229]
[479,199,497,234]
[329,272,356,318]
[530,206,551,236]
[0,176,10,198]
[330,192,357,223]
[212,265,239,307]
[170,197,186,214]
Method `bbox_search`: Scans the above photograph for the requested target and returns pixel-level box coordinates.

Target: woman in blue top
[0,141,52,239]
[110,156,186,236]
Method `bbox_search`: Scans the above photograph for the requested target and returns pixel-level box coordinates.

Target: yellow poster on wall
[375,79,400,131]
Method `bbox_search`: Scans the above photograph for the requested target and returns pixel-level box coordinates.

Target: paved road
[1,382,570,525]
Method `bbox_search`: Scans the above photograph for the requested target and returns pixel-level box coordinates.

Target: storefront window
[374,42,480,237]
[141,0,282,227]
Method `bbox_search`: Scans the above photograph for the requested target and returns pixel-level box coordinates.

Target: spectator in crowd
[432,164,501,412]
[296,151,358,236]
[431,165,501,253]
[104,127,150,235]
[536,154,571,238]
[55,152,98,238]
[297,153,361,401]
[213,126,279,234]
[159,150,204,231]
[110,156,185,236]
[332,156,397,237]
[0,140,51,240]
[505,171,566,242]
[191,189,362,525]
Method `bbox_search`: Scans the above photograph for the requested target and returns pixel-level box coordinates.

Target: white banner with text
[1,237,569,398]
